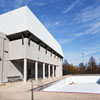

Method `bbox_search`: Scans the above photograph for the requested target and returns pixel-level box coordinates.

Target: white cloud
[84,21,100,35]
[58,38,75,45]
[76,5,100,23]
[14,0,33,8]
[64,51,82,65]
[44,21,61,28]
[0,0,47,12]
[0,0,32,11]
[64,45,100,65]
[82,46,100,51]
[14,0,24,8]
[80,45,100,60]
[84,49,100,56]
[72,4,100,37]
[63,3,75,14]
[63,0,80,14]
[32,1,47,6]
[35,2,47,6]
[72,20,100,37]
[72,32,84,37]
[55,21,60,25]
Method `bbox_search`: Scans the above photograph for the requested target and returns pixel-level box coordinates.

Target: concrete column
[48,64,50,78]
[52,65,54,77]
[24,59,27,83]
[35,61,38,80]
[43,63,45,79]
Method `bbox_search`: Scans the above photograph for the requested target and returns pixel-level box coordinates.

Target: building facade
[0,6,63,83]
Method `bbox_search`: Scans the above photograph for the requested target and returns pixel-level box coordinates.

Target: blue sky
[0,0,100,65]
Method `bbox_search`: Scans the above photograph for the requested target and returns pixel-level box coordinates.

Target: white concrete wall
[9,39,27,60]
[0,5,64,82]
[0,6,63,57]
[9,38,62,66]
[3,61,23,82]
[72,76,100,83]
[0,6,63,82]
[9,38,62,78]
[0,36,24,82]
[43,77,71,91]
[1,37,63,83]
[0,37,3,83]
[43,76,100,91]
[56,66,62,77]
[0,7,27,34]
[26,39,62,66]
[26,7,63,56]
[0,36,9,83]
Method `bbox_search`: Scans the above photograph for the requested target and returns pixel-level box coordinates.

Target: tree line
[63,56,100,75]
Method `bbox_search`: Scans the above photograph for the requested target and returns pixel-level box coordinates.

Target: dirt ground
[0,75,100,100]
[34,91,100,100]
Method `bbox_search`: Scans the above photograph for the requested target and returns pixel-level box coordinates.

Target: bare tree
[63,59,69,75]
[63,59,79,75]
[87,56,98,74]
[79,63,86,74]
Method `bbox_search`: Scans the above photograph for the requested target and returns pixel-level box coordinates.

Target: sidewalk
[0,76,68,100]
[0,75,100,100]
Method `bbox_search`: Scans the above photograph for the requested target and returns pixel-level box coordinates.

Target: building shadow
[9,60,23,81]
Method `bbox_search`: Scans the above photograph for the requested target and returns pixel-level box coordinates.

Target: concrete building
[0,6,63,83]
